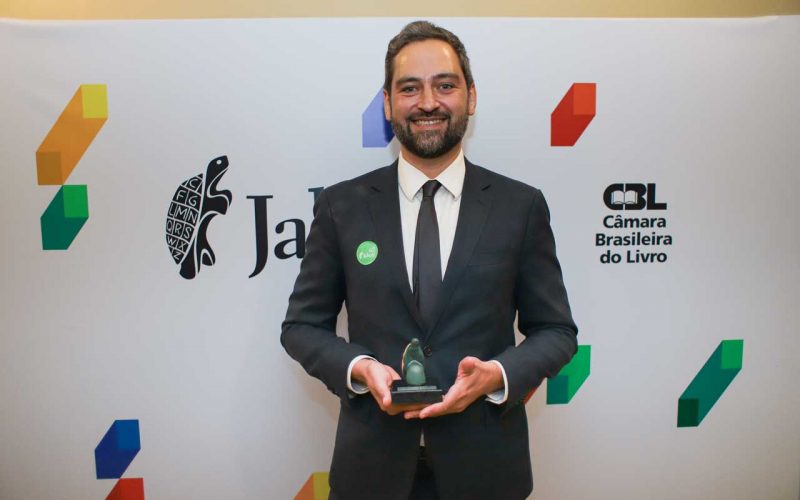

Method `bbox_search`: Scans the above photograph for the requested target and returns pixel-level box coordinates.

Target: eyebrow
[394,73,462,87]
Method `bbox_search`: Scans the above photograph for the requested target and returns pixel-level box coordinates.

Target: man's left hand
[403,356,503,419]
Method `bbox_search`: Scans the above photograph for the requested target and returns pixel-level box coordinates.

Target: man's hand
[404,356,503,419]
[351,358,428,416]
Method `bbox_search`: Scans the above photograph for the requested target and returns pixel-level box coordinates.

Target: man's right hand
[351,358,428,416]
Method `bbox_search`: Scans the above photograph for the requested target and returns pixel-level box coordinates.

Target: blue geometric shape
[95,420,141,479]
[362,88,394,148]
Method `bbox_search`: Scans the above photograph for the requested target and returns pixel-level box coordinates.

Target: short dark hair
[384,21,474,94]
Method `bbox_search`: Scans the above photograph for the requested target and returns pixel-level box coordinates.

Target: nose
[418,85,438,113]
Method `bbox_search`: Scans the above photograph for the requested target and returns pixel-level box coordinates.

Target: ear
[383,89,392,121]
[467,83,477,115]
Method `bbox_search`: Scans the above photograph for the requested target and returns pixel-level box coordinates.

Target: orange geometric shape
[106,478,144,500]
[36,84,108,185]
[294,472,330,500]
[550,82,596,146]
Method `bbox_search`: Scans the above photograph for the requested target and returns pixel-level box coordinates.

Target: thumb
[380,385,393,407]
[374,374,393,407]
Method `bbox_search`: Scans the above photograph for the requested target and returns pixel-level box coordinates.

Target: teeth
[415,120,442,125]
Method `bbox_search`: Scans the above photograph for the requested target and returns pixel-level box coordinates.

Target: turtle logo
[165,156,232,279]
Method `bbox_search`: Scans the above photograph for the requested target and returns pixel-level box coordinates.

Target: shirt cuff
[485,360,509,404]
[346,355,376,394]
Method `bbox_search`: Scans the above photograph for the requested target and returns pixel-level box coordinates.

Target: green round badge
[356,240,378,266]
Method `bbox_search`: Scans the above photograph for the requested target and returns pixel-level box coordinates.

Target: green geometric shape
[40,184,89,250]
[678,339,743,428]
[720,339,744,370]
[547,344,591,404]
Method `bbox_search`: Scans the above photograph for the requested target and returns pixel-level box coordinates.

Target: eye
[399,85,418,94]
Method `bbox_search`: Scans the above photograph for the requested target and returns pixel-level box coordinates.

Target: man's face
[384,39,477,160]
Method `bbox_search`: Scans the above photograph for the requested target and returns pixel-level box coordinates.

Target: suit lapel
[425,160,492,340]
[366,162,426,333]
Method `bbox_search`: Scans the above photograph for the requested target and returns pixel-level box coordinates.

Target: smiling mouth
[410,116,448,128]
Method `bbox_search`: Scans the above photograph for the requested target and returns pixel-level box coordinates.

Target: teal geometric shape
[547,344,591,404]
[678,339,743,428]
[40,184,89,250]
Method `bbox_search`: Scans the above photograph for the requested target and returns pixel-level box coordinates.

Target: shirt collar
[398,150,466,202]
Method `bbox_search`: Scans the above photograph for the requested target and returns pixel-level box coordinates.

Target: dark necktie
[413,180,442,331]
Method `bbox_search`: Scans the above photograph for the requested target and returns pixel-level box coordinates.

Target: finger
[404,410,422,419]
[381,387,392,408]
[384,371,399,387]
[379,371,398,407]
[420,382,471,418]
[386,365,402,380]
[372,379,392,408]
[419,400,451,419]
[370,391,389,412]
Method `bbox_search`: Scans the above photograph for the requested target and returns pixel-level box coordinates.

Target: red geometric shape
[551,82,596,146]
[295,476,314,500]
[106,478,144,500]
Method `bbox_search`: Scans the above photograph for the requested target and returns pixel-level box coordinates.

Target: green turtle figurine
[390,338,443,404]
[402,338,427,386]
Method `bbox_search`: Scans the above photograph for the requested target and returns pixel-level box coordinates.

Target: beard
[391,108,469,159]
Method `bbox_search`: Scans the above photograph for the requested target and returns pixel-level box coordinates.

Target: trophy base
[390,381,443,404]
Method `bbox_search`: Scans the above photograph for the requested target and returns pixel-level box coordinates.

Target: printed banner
[0,17,798,500]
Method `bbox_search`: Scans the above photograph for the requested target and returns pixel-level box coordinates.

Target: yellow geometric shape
[294,471,330,500]
[80,84,108,119]
[36,84,108,185]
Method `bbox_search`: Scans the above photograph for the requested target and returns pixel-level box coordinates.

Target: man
[281,21,577,500]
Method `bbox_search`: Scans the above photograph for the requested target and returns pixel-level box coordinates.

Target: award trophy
[390,338,443,404]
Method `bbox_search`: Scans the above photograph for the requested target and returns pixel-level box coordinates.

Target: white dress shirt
[347,150,509,404]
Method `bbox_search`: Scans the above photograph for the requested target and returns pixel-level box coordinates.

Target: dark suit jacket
[281,160,577,500]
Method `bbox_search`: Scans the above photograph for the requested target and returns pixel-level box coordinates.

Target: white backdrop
[1,16,798,500]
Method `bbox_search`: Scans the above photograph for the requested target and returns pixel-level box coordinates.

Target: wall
[1,0,799,19]
[1,8,798,500]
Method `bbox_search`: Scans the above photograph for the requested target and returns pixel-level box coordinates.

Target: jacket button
[423,345,433,357]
